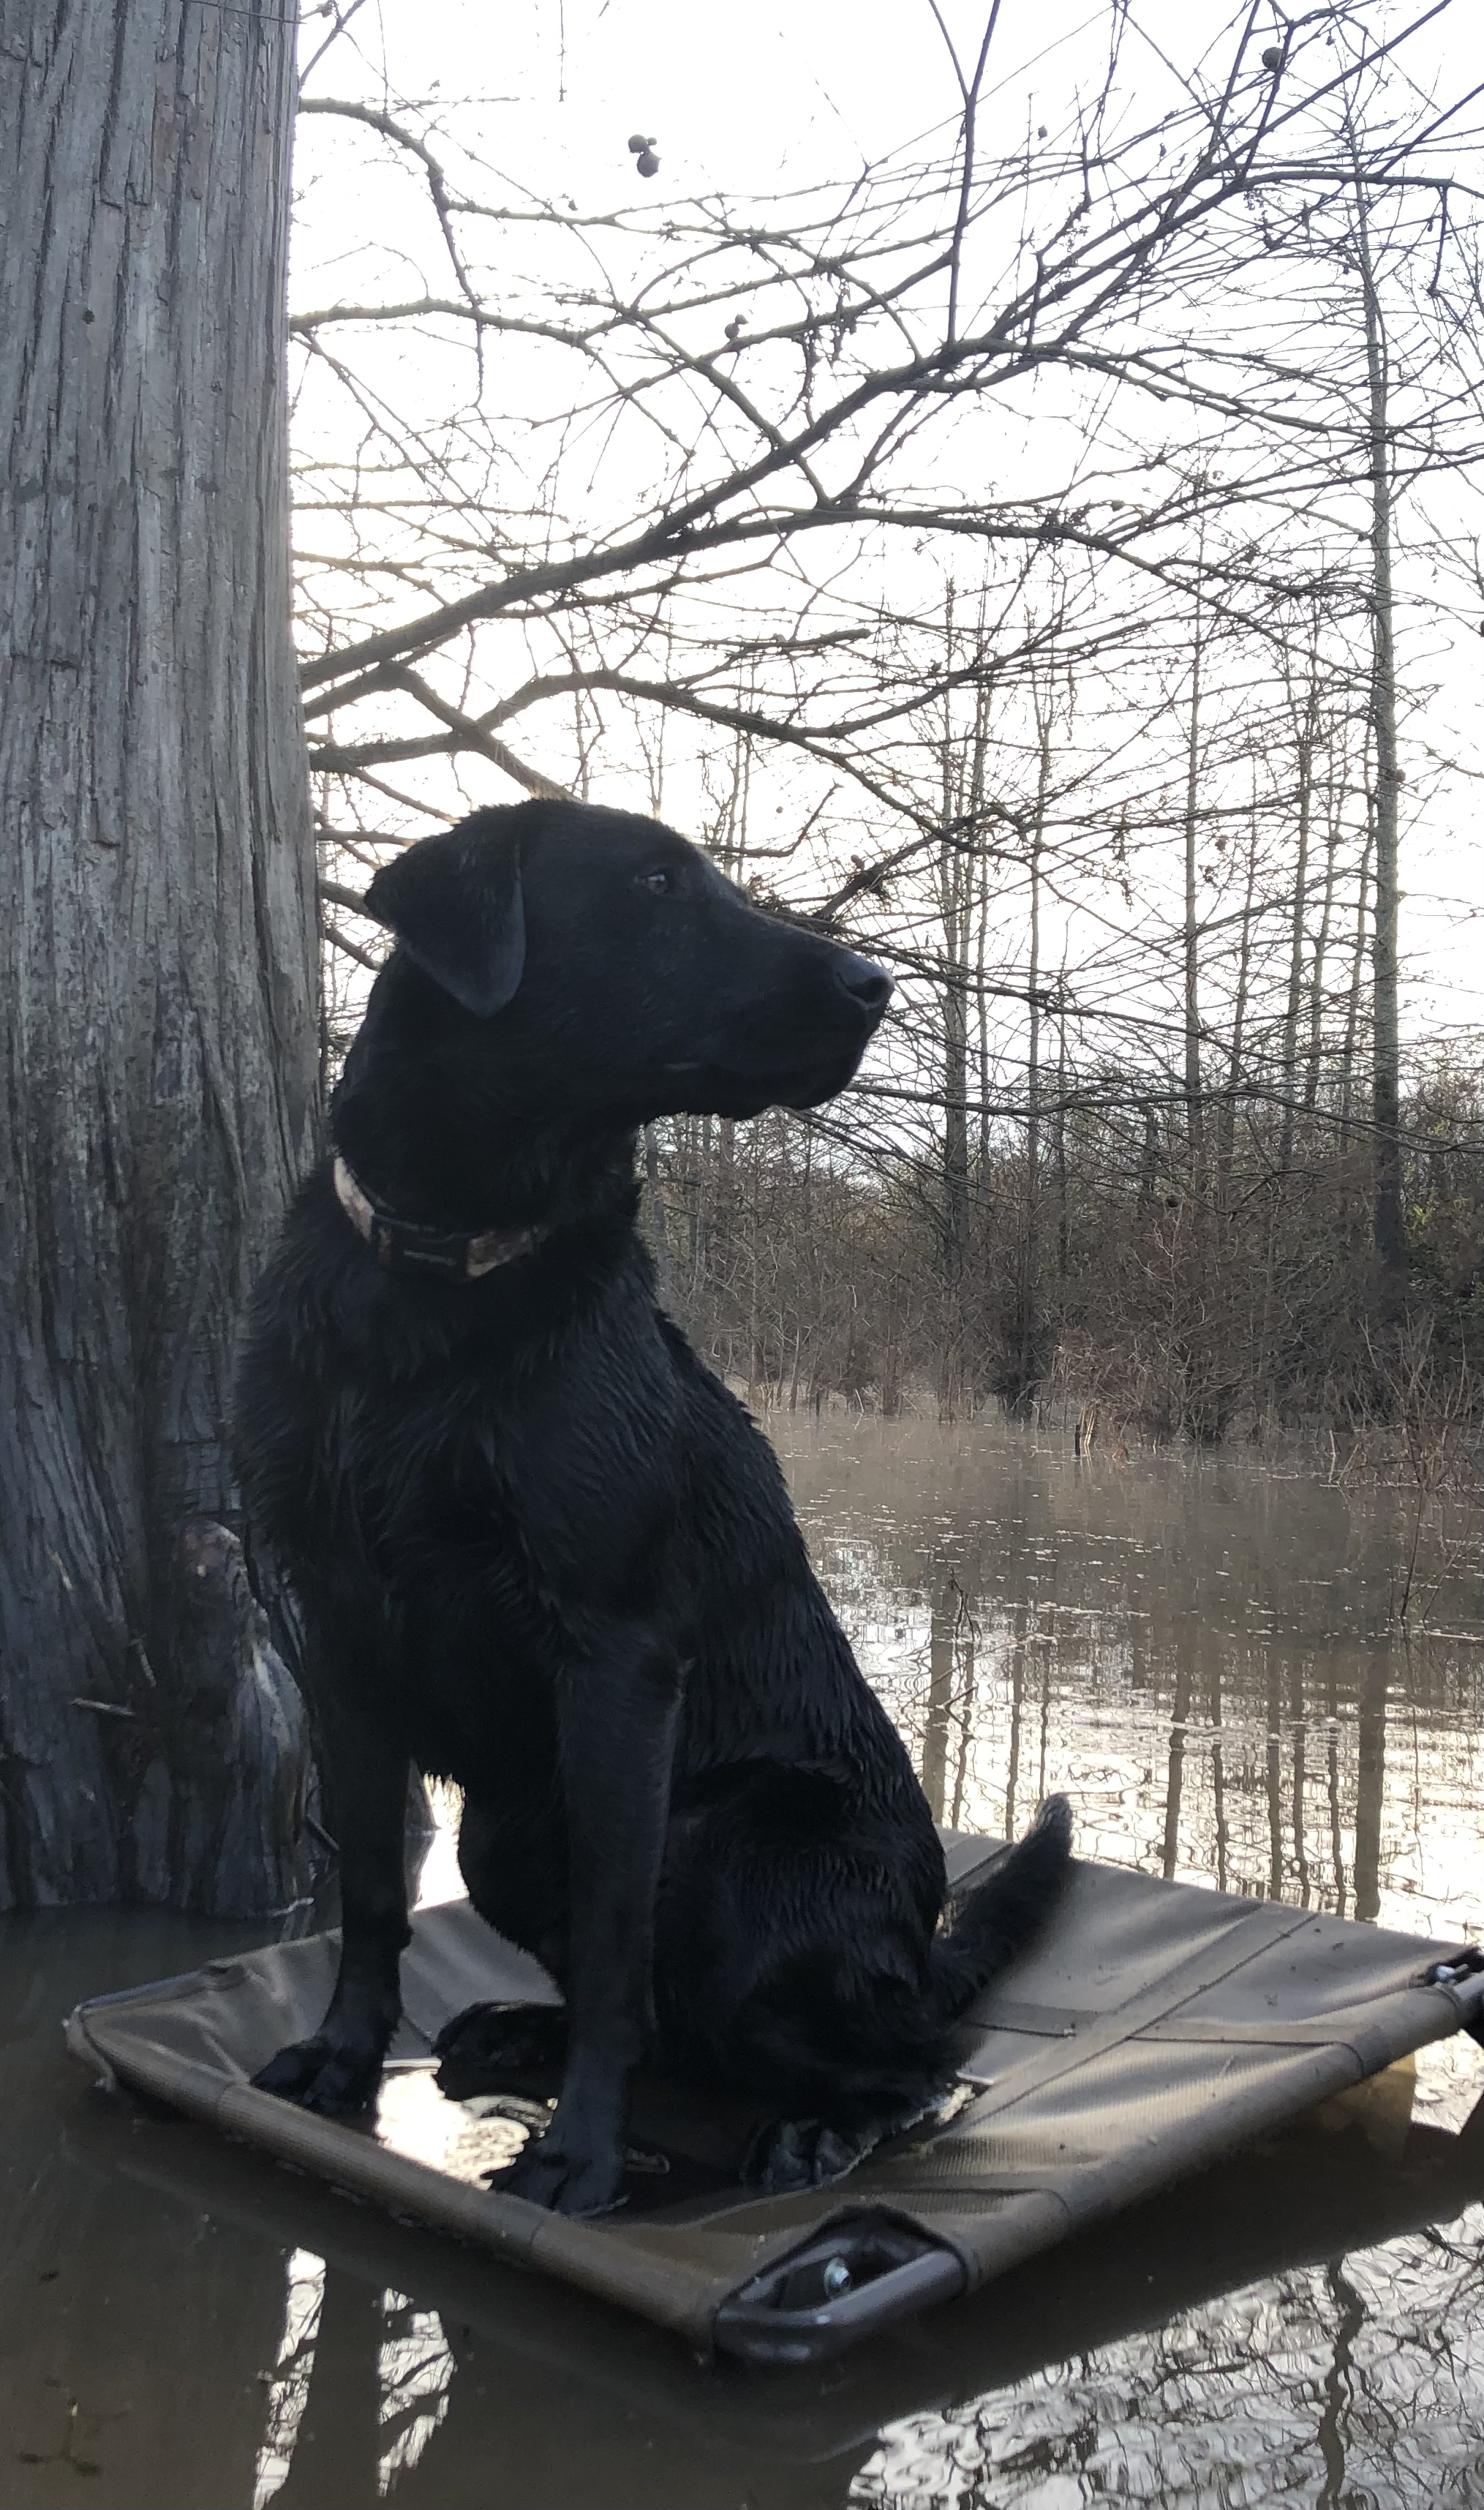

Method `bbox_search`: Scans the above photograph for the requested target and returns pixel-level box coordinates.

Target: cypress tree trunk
[0,1,320,1909]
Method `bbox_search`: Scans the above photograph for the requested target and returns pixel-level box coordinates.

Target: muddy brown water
[4,1414,1483,2509]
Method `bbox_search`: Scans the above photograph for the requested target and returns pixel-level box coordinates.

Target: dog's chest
[248,1267,685,1767]
[292,1355,666,1637]
[325,1402,565,1758]
[331,1389,551,1597]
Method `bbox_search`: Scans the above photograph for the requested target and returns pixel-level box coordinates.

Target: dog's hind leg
[720,1957,954,2193]
[655,1776,1072,2193]
[742,2100,938,2194]
[432,2002,568,2099]
[651,1766,1021,2194]
[455,1789,570,1980]
[432,1789,571,2096]
[653,1812,954,2192]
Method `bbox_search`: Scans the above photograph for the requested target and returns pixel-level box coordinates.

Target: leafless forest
[298,1,1484,1458]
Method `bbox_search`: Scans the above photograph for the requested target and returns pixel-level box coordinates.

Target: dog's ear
[364,821,526,1017]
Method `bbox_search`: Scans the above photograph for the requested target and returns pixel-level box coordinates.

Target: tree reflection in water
[784,1416,1484,1944]
[786,1414,1484,2510]
[233,1415,1483,2508]
[255,2261,454,2506]
[851,2217,1484,2509]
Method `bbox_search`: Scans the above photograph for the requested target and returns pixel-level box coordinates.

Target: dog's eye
[642,868,672,895]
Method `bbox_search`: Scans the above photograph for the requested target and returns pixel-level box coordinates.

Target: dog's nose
[834,952,894,1017]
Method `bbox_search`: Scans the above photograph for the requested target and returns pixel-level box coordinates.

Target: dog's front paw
[490,2125,624,2217]
[743,2116,865,2194]
[251,2032,385,2118]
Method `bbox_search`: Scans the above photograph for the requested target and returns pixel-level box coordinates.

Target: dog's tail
[931,1795,1074,2022]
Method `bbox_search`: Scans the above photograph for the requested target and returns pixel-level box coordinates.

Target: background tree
[291,5,1484,1457]
[4,0,1480,1914]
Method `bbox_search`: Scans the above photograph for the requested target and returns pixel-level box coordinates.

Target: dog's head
[357,800,892,1127]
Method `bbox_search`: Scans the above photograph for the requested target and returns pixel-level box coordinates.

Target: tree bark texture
[0,1,320,1908]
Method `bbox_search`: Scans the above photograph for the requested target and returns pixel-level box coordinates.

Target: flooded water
[4,1415,1483,2509]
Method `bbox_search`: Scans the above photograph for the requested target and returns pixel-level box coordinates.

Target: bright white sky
[310,0,1477,203]
[293,1,1484,1061]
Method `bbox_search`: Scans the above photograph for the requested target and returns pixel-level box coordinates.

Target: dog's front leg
[499,1620,679,2216]
[254,1696,412,2116]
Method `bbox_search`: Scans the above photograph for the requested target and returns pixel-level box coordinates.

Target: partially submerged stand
[67,1838,1484,2364]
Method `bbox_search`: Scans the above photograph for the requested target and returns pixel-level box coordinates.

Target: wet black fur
[234,798,1072,2215]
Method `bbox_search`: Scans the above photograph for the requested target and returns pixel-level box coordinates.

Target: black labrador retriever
[235,798,1071,2215]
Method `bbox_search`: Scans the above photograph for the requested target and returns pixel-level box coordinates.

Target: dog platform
[66,1838,1484,2364]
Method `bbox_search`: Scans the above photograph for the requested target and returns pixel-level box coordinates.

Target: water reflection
[851,2226,1484,2509]
[372,2291,455,2496]
[774,1414,1484,1946]
[253,2250,324,2509]
[772,1416,1484,2510]
[4,1417,1481,2510]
